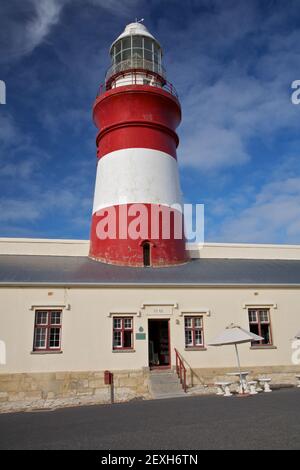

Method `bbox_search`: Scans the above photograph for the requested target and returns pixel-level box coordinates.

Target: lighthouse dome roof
[110,22,159,52]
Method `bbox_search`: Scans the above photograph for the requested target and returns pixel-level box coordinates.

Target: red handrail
[175,348,187,392]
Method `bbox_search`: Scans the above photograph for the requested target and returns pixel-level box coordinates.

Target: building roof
[1,255,300,287]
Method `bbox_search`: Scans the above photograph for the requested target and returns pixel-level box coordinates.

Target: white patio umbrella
[208,323,263,393]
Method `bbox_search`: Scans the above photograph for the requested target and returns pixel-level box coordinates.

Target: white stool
[215,381,233,397]
[258,378,272,392]
[238,381,250,394]
[296,375,300,388]
[248,381,258,395]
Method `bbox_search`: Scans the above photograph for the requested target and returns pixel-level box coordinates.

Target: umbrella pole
[234,343,244,394]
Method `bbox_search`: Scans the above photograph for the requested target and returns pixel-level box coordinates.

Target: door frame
[148,318,171,370]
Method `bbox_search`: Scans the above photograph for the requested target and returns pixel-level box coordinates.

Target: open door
[148,319,170,368]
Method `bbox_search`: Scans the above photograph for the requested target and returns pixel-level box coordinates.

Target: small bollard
[104,370,114,403]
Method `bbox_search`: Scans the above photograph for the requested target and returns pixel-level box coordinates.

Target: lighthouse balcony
[98,70,178,99]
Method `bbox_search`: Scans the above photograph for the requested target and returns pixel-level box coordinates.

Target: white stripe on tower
[92,148,182,214]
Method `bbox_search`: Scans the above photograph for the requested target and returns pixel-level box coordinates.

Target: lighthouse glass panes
[111,36,162,76]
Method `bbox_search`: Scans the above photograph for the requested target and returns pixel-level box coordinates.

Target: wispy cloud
[88,0,140,17]
[208,156,300,243]
[0,0,67,62]
[161,0,300,171]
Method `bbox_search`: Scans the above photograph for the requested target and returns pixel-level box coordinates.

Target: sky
[0,0,300,243]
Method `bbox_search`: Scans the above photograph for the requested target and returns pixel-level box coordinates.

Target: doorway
[148,319,170,368]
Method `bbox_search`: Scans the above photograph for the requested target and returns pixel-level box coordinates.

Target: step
[153,391,188,399]
[150,382,184,394]
[150,374,178,384]
[149,370,186,399]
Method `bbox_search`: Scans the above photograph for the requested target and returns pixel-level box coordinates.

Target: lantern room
[106,22,166,89]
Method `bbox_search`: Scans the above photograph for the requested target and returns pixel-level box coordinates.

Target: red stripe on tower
[89,22,189,267]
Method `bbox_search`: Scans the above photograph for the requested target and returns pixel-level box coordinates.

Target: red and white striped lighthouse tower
[89,22,189,267]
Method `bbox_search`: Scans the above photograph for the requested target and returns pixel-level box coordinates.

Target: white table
[226,371,250,393]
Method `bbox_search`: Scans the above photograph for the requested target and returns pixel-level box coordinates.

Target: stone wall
[0,369,150,413]
[185,365,300,388]
[1,365,299,412]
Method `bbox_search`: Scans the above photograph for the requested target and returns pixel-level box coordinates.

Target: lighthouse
[89,22,188,267]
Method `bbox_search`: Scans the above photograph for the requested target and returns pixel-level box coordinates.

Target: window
[143,242,151,267]
[115,52,122,64]
[132,48,143,60]
[33,310,62,351]
[115,41,121,54]
[122,37,131,50]
[113,317,133,350]
[132,36,143,48]
[144,37,153,51]
[122,49,131,61]
[248,309,272,346]
[144,49,153,62]
[184,316,204,348]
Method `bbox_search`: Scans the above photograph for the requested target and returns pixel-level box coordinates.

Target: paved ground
[0,388,299,450]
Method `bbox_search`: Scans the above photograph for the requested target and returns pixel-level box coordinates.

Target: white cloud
[180,125,249,170]
[0,199,40,222]
[25,0,66,54]
[161,1,300,172]
[211,171,300,243]
[0,0,67,62]
[87,0,139,17]
[0,0,141,63]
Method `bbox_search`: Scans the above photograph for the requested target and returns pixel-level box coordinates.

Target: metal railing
[106,58,166,82]
[175,348,187,392]
[97,73,179,99]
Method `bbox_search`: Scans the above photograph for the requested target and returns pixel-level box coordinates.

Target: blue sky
[0,0,300,243]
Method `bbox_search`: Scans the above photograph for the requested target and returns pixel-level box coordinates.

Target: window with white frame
[33,310,62,351]
[184,316,204,348]
[248,308,273,346]
[113,317,133,350]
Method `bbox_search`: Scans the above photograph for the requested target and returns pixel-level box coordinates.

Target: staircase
[149,369,187,399]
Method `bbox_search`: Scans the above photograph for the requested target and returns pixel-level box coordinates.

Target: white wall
[0,286,299,374]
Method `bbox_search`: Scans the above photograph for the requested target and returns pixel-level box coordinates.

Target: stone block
[55,372,71,381]
[8,392,26,402]
[0,392,8,403]
[117,376,138,388]
[128,371,143,378]
[70,372,90,380]
[0,381,21,392]
[93,372,105,378]
[76,390,93,397]
[89,379,104,388]
[77,379,89,389]
[25,391,42,400]
[94,388,109,399]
